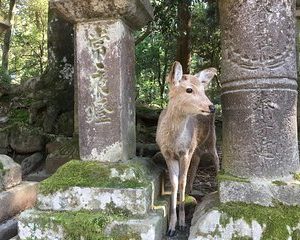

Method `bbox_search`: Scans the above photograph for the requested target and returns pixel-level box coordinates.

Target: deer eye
[186,88,193,93]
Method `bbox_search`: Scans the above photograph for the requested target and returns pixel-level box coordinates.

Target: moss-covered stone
[218,202,300,240]
[232,236,252,240]
[217,170,250,183]
[8,108,29,124]
[294,173,300,181]
[22,210,126,240]
[39,160,152,195]
[0,161,3,170]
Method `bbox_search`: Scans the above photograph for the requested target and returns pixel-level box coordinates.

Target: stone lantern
[49,0,153,162]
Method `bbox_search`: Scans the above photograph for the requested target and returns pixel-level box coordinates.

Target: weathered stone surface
[0,219,18,240]
[76,20,136,162]
[0,130,9,149]
[219,177,300,207]
[50,0,153,30]
[21,152,43,176]
[189,193,287,240]
[219,1,299,179]
[0,155,21,190]
[18,209,166,240]
[45,138,79,174]
[9,126,45,154]
[0,182,37,222]
[37,158,162,215]
[37,186,152,215]
[54,111,74,137]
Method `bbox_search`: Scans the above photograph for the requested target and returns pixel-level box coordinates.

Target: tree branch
[135,24,152,46]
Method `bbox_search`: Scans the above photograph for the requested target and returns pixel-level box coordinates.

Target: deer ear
[195,68,217,87]
[168,61,183,86]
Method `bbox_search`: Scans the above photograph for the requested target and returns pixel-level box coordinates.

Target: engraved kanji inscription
[86,26,113,124]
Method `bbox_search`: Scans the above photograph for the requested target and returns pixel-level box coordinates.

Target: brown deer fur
[156,61,219,236]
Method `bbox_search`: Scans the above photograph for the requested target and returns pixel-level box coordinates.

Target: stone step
[18,207,168,240]
[0,181,38,222]
[0,218,17,240]
[36,159,162,215]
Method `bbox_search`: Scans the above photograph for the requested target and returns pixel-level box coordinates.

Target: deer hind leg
[212,146,220,172]
[178,153,192,230]
[166,159,179,237]
[186,150,201,194]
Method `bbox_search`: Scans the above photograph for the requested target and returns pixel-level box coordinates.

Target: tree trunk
[176,0,192,74]
[1,0,16,72]
[31,8,75,136]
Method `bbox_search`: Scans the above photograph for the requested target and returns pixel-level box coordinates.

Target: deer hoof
[167,229,176,237]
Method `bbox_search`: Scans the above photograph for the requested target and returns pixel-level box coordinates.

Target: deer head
[167,61,217,116]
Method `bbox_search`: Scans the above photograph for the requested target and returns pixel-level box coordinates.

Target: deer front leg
[166,159,179,237]
[179,153,192,230]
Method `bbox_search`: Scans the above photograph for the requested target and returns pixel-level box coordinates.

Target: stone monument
[189,1,300,239]
[18,1,169,239]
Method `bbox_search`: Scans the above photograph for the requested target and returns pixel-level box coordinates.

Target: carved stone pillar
[50,0,153,161]
[219,0,300,205]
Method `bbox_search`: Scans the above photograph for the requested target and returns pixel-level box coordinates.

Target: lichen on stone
[294,172,300,181]
[39,160,151,195]
[272,180,287,186]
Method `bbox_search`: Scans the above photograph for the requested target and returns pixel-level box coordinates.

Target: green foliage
[136,0,221,107]
[1,0,48,82]
[39,160,151,194]
[218,202,300,240]
[0,66,11,84]
[8,108,29,124]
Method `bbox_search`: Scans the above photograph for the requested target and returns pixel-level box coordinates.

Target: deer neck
[165,103,191,134]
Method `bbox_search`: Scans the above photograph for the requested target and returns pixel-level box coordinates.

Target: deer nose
[209,105,216,113]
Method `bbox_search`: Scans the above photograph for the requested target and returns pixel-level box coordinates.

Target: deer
[156,61,219,237]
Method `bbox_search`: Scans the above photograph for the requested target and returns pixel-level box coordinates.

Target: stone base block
[0,155,22,190]
[219,175,300,206]
[0,182,38,222]
[37,159,162,215]
[0,219,18,240]
[189,192,300,240]
[18,208,167,240]
[37,186,153,215]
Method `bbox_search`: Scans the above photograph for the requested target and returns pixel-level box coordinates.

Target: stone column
[219,0,300,205]
[50,0,153,161]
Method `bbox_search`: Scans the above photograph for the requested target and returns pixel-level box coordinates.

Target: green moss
[272,180,287,186]
[39,160,151,195]
[185,195,197,206]
[0,161,3,170]
[217,170,250,183]
[219,213,230,228]
[29,210,127,240]
[8,108,29,124]
[218,202,300,240]
[105,202,132,217]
